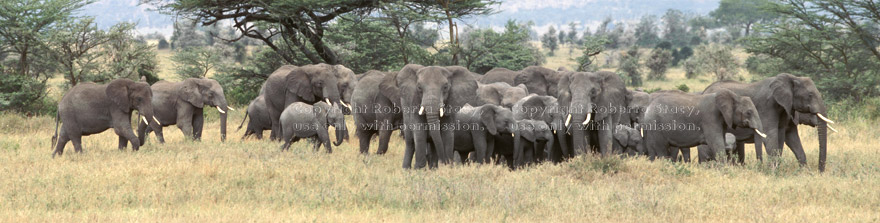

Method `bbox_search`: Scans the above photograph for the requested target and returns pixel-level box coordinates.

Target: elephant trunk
[219,111,227,142]
[140,107,164,144]
[554,118,570,159]
[818,119,828,172]
[334,124,347,146]
[569,101,593,155]
[426,110,447,164]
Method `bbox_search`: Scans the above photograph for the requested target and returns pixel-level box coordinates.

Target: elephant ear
[613,125,629,146]
[106,79,133,112]
[382,64,419,105]
[516,84,529,94]
[287,67,316,102]
[479,84,502,105]
[313,102,331,126]
[770,73,794,119]
[180,79,204,108]
[480,105,499,135]
[556,73,571,105]
[715,89,737,129]
[522,122,537,142]
[445,66,479,108]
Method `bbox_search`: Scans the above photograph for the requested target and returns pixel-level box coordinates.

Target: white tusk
[325,98,331,105]
[141,116,148,124]
[755,129,767,138]
[511,133,514,137]
[153,117,160,125]
[817,113,834,124]
[227,106,235,111]
[640,128,644,137]
[827,124,838,133]
[217,106,225,114]
[553,130,556,134]
[419,106,425,115]
[440,108,444,117]
[340,101,351,109]
[565,114,572,127]
[582,113,592,125]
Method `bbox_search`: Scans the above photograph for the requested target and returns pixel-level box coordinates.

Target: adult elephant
[237,95,271,140]
[137,78,230,144]
[52,78,163,156]
[703,73,833,171]
[511,94,569,163]
[452,104,515,164]
[514,66,563,96]
[479,67,518,85]
[380,64,478,169]
[474,82,529,108]
[557,71,628,156]
[352,70,402,155]
[261,64,353,141]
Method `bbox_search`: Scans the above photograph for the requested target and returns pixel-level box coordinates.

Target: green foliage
[646,48,673,80]
[575,36,610,72]
[661,9,689,47]
[459,20,544,73]
[173,47,220,79]
[157,39,170,50]
[170,18,206,50]
[684,57,701,79]
[0,73,53,115]
[214,46,286,106]
[541,26,559,53]
[671,46,693,66]
[709,0,777,37]
[617,46,642,86]
[588,157,625,175]
[325,16,433,74]
[676,84,690,92]
[744,0,880,102]
[635,15,660,47]
[692,43,740,81]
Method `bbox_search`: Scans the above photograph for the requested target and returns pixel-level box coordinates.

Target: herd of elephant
[50,63,836,171]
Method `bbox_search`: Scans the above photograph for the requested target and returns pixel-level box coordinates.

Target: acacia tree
[0,0,92,77]
[710,0,777,37]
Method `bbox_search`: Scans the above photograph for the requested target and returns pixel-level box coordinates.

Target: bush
[157,39,170,50]
[214,46,285,106]
[173,47,221,79]
[646,48,672,80]
[692,43,740,81]
[676,84,690,92]
[672,46,692,66]
[0,74,54,115]
[684,57,701,79]
[617,46,642,86]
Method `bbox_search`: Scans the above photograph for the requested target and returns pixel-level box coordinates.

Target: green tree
[709,0,777,37]
[325,16,432,73]
[558,30,566,45]
[169,18,205,50]
[567,22,579,45]
[172,47,220,79]
[646,48,673,80]
[617,46,642,86]
[0,0,92,77]
[575,36,609,72]
[662,9,688,47]
[693,43,740,81]
[214,46,285,105]
[460,20,544,73]
[542,25,559,55]
[635,15,660,47]
[46,17,110,86]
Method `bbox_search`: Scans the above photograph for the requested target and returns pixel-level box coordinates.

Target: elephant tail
[237,110,249,131]
[51,112,60,150]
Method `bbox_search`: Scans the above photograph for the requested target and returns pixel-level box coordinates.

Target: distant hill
[79,0,174,37]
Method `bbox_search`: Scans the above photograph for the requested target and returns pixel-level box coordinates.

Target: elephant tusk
[582,113,591,125]
[817,113,835,124]
[227,106,235,111]
[640,128,644,137]
[440,107,444,117]
[141,116,148,124]
[419,106,425,115]
[217,106,226,114]
[511,133,514,137]
[565,114,572,127]
[325,98,331,105]
[827,124,839,133]
[553,130,556,134]
[340,101,351,109]
[153,117,161,125]
[755,129,767,138]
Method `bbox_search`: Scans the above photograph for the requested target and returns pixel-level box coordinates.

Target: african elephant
[475,82,529,108]
[613,124,642,156]
[260,64,353,141]
[279,101,347,152]
[557,71,628,156]
[642,89,765,161]
[703,73,833,171]
[622,89,651,127]
[514,66,564,96]
[697,133,737,162]
[137,78,230,144]
[379,64,478,169]
[352,70,402,155]
[52,78,163,156]
[512,119,555,167]
[480,67,518,85]
[511,94,569,163]
[452,104,515,164]
[237,95,271,140]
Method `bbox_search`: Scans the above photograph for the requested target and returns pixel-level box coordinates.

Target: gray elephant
[352,70,402,155]
[514,66,564,96]
[379,64,478,169]
[452,104,515,164]
[474,82,529,108]
[511,94,569,163]
[260,64,354,140]
[52,78,163,156]
[479,67,518,85]
[642,89,765,161]
[237,95,271,140]
[279,101,347,152]
[137,78,230,144]
[556,71,628,157]
[622,89,651,127]
[512,119,555,167]
[703,73,833,171]
[696,133,737,162]
[613,124,642,156]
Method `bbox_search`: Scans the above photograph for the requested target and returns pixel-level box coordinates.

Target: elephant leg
[193,111,204,141]
[377,130,393,155]
[71,135,84,153]
[320,128,332,153]
[413,128,429,169]
[177,106,195,140]
[426,142,439,168]
[735,142,745,164]
[53,132,70,157]
[754,137,763,162]
[137,119,149,146]
[401,129,416,169]
[442,126,456,165]
[680,147,691,163]
[118,135,128,150]
[458,151,470,164]
[114,125,140,151]
[471,131,487,164]
[598,123,614,156]
[783,123,808,165]
[358,129,375,154]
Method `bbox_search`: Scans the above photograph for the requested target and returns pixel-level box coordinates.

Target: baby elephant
[613,124,643,156]
[513,119,555,167]
[279,102,348,152]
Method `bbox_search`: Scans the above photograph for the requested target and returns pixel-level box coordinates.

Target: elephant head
[333,64,357,114]
[180,78,230,141]
[715,89,765,138]
[475,104,516,136]
[513,119,555,166]
[106,78,163,138]
[557,71,627,155]
[626,89,651,125]
[512,94,569,159]
[380,64,478,168]
[514,66,562,96]
[477,83,529,108]
[613,124,642,155]
[770,73,833,171]
[290,64,345,110]
[314,101,347,147]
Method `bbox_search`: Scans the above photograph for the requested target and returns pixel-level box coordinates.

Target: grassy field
[1,46,879,222]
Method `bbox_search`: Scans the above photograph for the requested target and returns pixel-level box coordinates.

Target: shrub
[676,84,690,92]
[157,39,170,50]
[646,48,673,80]
[214,46,285,106]
[617,46,642,86]
[173,47,221,79]
[0,74,54,115]
[684,57,701,79]
[672,46,693,66]
[693,43,740,81]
